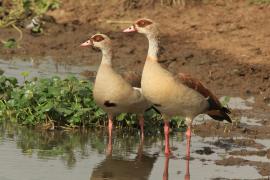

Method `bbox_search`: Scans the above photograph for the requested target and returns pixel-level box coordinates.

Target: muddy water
[0,58,98,83]
[0,121,269,180]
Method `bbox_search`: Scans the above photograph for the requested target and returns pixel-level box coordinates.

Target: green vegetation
[0,0,59,27]
[221,96,230,107]
[2,38,17,48]
[0,75,186,133]
[0,0,59,48]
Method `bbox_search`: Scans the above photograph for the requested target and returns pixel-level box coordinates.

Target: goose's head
[80,34,111,51]
[123,18,158,36]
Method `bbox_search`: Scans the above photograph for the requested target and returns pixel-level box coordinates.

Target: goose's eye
[136,19,152,27]
[92,35,105,42]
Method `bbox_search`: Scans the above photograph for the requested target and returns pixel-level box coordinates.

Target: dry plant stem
[12,24,23,42]
[161,0,164,5]
[105,20,133,24]
[160,0,185,6]
[181,0,186,6]
[0,23,23,46]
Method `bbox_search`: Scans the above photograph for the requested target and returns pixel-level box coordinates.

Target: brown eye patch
[136,19,153,27]
[92,35,105,42]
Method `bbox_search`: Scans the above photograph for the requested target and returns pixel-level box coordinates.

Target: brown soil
[211,138,265,150]
[194,119,270,139]
[0,0,270,176]
[216,156,270,176]
[229,149,270,157]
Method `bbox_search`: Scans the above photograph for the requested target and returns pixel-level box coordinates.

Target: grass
[0,74,186,133]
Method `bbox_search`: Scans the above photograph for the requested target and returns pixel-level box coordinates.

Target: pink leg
[185,126,192,159]
[106,116,113,156]
[108,116,113,138]
[163,155,169,180]
[185,148,190,180]
[137,134,144,161]
[139,116,144,140]
[185,126,191,180]
[164,120,170,156]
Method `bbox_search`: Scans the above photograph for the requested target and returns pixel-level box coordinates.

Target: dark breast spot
[154,103,162,107]
[104,100,117,107]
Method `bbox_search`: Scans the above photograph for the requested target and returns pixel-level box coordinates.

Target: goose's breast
[141,65,208,116]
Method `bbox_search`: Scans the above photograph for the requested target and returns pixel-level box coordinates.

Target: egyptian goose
[80,34,151,151]
[123,19,231,156]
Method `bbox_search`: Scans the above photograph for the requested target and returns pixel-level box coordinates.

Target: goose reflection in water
[162,155,190,180]
[90,139,157,180]
[92,132,191,180]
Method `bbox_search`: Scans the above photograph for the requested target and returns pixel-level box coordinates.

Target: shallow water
[0,58,268,179]
[0,122,268,180]
[0,58,98,83]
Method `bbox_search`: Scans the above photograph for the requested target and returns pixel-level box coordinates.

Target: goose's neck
[146,33,159,61]
[101,48,113,66]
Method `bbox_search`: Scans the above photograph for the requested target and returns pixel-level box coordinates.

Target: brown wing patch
[176,73,231,122]
[92,35,105,42]
[176,73,222,110]
[136,19,153,28]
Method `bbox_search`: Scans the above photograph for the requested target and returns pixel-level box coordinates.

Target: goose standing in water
[80,34,151,154]
[123,19,231,156]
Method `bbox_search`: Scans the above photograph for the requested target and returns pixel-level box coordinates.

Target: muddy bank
[216,156,270,176]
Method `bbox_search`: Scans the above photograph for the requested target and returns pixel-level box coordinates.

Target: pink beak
[123,25,137,33]
[80,39,93,47]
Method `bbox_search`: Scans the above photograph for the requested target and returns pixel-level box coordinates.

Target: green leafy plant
[30,0,60,15]
[0,0,60,28]
[0,75,186,132]
[221,96,231,107]
[0,75,103,126]
[20,71,30,81]
[2,38,17,48]
[31,25,43,34]
[0,76,18,100]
